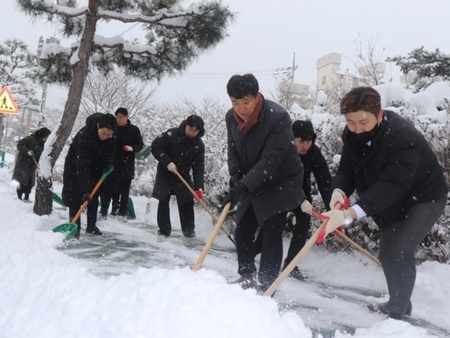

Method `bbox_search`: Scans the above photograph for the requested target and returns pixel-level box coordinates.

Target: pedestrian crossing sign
[0,86,19,114]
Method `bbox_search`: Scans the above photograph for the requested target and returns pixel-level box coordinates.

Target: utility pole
[274,53,298,109]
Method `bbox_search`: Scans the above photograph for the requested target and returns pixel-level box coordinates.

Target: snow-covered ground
[1,152,449,338]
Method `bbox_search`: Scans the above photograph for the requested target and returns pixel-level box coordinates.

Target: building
[316,52,386,91]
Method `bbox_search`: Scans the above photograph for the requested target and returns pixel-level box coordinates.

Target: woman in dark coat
[223,74,306,293]
[151,115,205,243]
[320,87,447,320]
[12,127,51,202]
[62,113,116,238]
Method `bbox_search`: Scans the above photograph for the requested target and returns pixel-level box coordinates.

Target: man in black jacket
[222,74,308,293]
[319,87,447,320]
[12,127,51,202]
[100,107,143,221]
[151,115,205,244]
[254,120,331,280]
[62,113,117,239]
[283,120,332,279]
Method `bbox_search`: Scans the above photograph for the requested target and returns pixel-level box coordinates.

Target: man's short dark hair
[185,115,205,137]
[115,107,128,116]
[226,74,259,99]
[292,120,315,140]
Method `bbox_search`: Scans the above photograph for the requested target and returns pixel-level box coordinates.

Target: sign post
[0,86,20,168]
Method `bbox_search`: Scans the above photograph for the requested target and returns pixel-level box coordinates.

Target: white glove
[330,190,346,210]
[300,199,315,215]
[167,162,177,172]
[123,145,133,152]
[317,210,345,240]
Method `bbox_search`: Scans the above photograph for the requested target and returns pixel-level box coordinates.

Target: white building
[316,52,386,91]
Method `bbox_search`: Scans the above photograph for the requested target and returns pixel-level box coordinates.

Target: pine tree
[15,0,234,215]
[387,47,450,92]
[0,38,39,108]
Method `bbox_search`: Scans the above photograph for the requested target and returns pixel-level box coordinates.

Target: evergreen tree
[15,0,234,215]
[387,47,450,92]
[0,38,39,108]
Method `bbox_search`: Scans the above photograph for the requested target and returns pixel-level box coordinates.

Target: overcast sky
[2,0,450,108]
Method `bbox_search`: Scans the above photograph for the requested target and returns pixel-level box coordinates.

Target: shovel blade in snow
[127,197,136,219]
[52,223,78,241]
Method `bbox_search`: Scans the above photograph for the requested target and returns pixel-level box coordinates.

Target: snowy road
[55,196,450,338]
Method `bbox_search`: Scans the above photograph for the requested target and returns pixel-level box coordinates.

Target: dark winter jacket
[333,110,448,230]
[151,120,205,205]
[12,132,46,187]
[300,140,332,209]
[113,120,144,180]
[226,98,305,226]
[62,113,115,209]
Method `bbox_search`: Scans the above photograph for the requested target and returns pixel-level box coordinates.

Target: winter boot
[86,225,103,236]
[181,231,204,245]
[282,260,307,281]
[229,272,258,290]
[16,190,22,200]
[367,300,412,316]
[74,225,81,240]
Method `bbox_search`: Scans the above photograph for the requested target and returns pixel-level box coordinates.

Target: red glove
[123,145,133,152]
[194,189,203,200]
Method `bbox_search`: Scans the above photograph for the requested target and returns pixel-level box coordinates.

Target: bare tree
[349,34,387,86]
[80,69,157,118]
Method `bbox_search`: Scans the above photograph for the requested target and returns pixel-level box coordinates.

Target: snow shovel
[174,170,235,245]
[126,197,136,219]
[192,202,231,272]
[263,219,327,297]
[31,154,39,169]
[52,192,68,208]
[52,166,114,241]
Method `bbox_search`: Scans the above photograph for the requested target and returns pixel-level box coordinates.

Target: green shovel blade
[52,223,78,241]
[127,197,136,219]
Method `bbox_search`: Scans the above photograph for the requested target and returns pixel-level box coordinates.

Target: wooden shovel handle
[192,202,231,272]
[70,167,114,224]
[333,229,381,265]
[263,220,326,296]
[174,170,233,241]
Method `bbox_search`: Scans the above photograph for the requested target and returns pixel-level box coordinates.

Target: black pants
[285,206,310,265]
[110,179,132,215]
[236,205,287,288]
[101,177,131,216]
[378,197,446,317]
[17,181,33,200]
[69,191,100,230]
[157,194,195,237]
[254,206,309,266]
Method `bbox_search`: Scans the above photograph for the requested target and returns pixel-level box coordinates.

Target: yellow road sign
[0,86,19,114]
